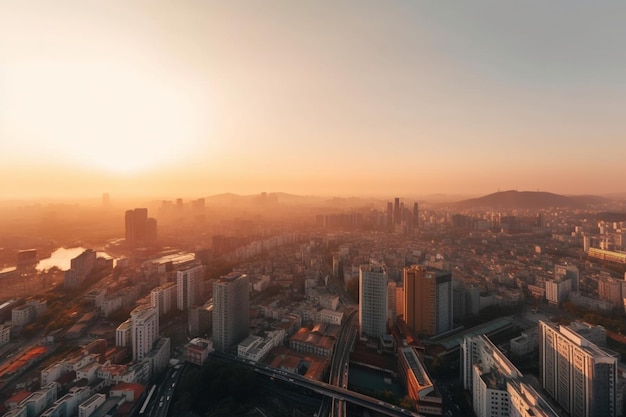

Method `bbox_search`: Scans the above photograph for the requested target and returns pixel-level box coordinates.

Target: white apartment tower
[359,262,388,338]
[151,282,177,316]
[213,272,249,352]
[539,320,617,417]
[177,264,204,311]
[130,304,159,362]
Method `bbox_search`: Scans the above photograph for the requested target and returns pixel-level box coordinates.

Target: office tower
[387,202,393,230]
[125,208,157,245]
[394,197,401,225]
[412,202,419,230]
[539,320,617,417]
[358,262,388,338]
[130,304,159,362]
[403,265,452,336]
[213,272,249,352]
[125,208,147,242]
[177,264,204,310]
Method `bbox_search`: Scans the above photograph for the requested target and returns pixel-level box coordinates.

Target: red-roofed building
[109,382,145,402]
[4,390,31,410]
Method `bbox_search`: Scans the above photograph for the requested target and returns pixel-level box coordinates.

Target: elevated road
[215,352,423,417]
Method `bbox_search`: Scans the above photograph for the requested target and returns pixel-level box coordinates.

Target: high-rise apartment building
[539,320,617,417]
[359,262,388,338]
[462,334,561,417]
[554,264,580,292]
[403,265,452,336]
[177,264,204,311]
[151,282,177,316]
[125,208,157,245]
[387,281,398,321]
[213,272,249,352]
[130,304,159,362]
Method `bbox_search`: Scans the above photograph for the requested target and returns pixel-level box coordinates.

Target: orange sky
[1,1,625,200]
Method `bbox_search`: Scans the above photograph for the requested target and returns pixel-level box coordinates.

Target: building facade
[177,264,204,311]
[212,273,249,352]
[358,262,388,338]
[130,305,159,362]
[403,265,453,336]
[539,320,617,417]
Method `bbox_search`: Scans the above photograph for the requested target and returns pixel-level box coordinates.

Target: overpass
[215,352,423,417]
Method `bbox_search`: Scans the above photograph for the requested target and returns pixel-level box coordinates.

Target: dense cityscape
[3,2,626,417]
[0,191,626,417]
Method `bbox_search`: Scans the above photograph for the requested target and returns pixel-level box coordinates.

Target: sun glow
[2,61,205,174]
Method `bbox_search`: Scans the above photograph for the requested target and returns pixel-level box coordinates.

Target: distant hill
[452,190,610,210]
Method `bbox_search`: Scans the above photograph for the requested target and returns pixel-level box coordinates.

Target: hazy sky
[1,1,625,200]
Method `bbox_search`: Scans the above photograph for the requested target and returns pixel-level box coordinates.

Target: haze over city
[2,1,626,200]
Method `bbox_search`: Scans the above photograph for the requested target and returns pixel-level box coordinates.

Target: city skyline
[2,1,626,199]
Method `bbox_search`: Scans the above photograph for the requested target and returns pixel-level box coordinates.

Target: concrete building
[510,327,539,357]
[125,208,157,245]
[397,346,441,415]
[115,320,131,348]
[188,301,212,338]
[212,272,249,352]
[555,264,580,292]
[0,324,11,346]
[539,320,617,417]
[151,282,177,316]
[130,305,159,362]
[10,304,35,327]
[387,281,398,321]
[237,335,275,363]
[358,262,388,338]
[77,394,105,417]
[185,338,214,366]
[403,265,452,336]
[507,380,561,417]
[461,334,557,417]
[545,278,571,307]
[177,264,204,311]
[598,276,623,308]
[143,337,170,379]
[64,249,97,289]
[19,382,58,417]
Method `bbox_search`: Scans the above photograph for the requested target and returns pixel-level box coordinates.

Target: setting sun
[2,60,205,174]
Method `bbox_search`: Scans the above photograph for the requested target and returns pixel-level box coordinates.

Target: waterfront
[37,247,112,271]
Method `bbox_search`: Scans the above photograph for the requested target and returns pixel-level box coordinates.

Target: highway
[139,364,182,417]
[326,309,358,417]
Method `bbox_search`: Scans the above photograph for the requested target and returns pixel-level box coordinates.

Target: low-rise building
[186,338,213,367]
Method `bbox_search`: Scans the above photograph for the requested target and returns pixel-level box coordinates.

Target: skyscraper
[359,262,388,338]
[539,320,617,417]
[125,208,157,245]
[177,264,204,311]
[130,304,159,362]
[213,272,249,352]
[394,197,401,225]
[403,265,452,336]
